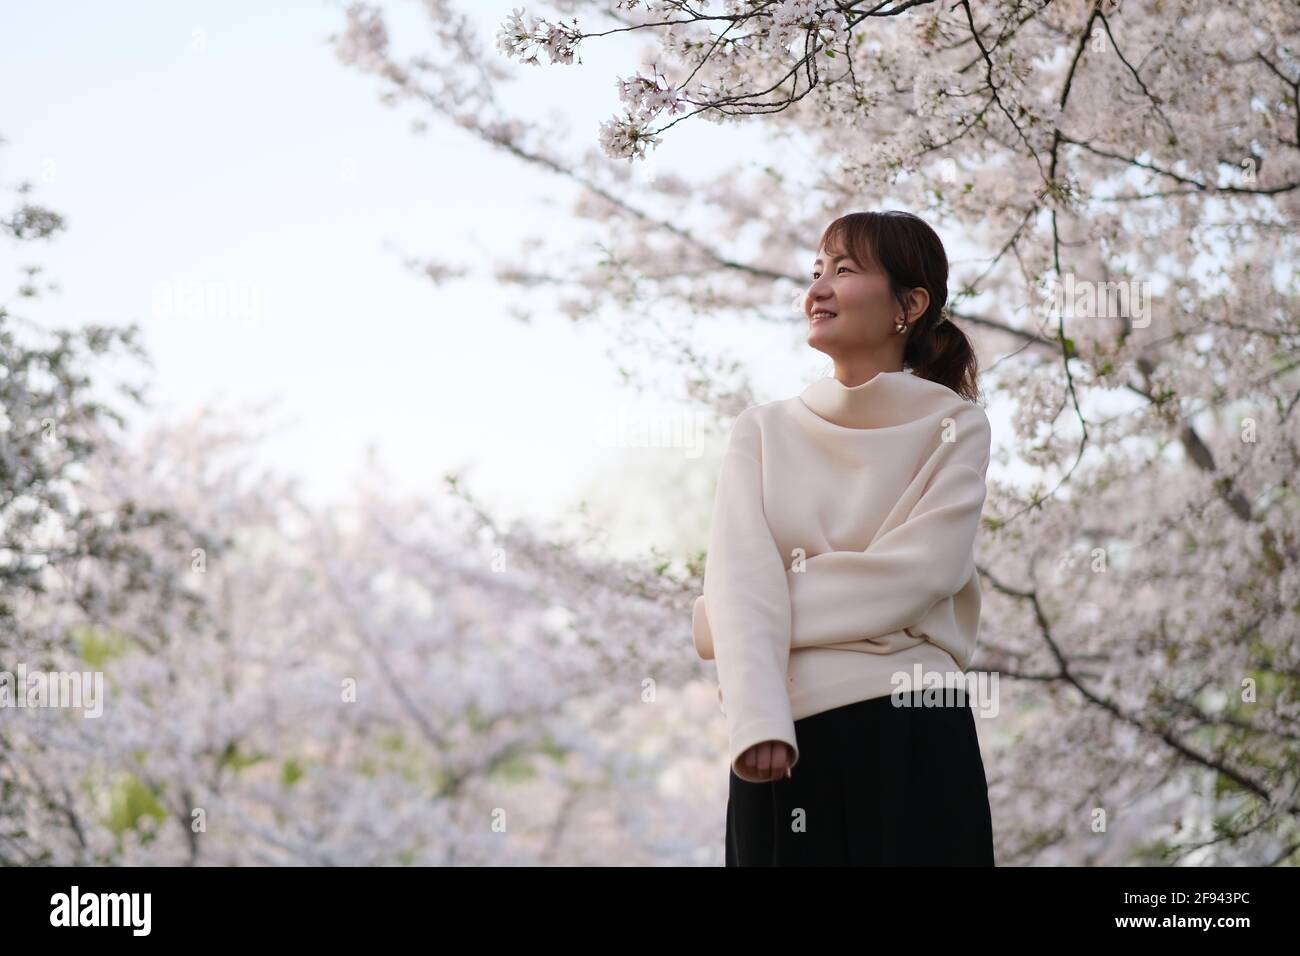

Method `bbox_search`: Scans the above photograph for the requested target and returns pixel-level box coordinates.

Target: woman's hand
[738,740,795,782]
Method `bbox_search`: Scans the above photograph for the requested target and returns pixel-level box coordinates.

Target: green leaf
[104,774,167,837]
[281,759,304,787]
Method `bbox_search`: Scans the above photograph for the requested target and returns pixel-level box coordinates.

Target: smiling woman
[804,210,977,403]
[696,210,995,866]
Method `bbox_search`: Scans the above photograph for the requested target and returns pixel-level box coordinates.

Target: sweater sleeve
[701,407,800,782]
[786,406,991,649]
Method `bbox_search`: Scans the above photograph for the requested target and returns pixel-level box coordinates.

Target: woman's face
[804,240,925,355]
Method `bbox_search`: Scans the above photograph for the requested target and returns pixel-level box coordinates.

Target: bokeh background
[2,0,1297,865]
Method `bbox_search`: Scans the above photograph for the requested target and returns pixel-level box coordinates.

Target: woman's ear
[905,286,930,323]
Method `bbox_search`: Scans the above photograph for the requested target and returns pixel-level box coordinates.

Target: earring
[894,316,908,334]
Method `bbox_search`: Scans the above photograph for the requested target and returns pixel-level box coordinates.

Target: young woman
[692,210,996,866]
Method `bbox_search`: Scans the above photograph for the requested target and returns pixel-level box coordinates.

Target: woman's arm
[701,407,800,781]
[693,406,990,657]
[788,412,989,650]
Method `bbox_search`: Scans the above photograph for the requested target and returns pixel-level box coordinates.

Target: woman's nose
[808,273,834,298]
[808,283,832,306]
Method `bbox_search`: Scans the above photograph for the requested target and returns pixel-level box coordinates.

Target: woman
[693,210,996,866]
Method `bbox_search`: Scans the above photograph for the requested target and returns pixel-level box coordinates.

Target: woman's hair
[816,210,980,403]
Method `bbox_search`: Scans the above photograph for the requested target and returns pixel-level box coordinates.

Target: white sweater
[693,370,992,783]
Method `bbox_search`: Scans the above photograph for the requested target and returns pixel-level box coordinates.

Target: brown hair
[817,210,980,403]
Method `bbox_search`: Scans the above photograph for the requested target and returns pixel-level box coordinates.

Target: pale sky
[3,0,1020,556]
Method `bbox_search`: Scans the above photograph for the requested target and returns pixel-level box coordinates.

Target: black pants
[725,690,995,865]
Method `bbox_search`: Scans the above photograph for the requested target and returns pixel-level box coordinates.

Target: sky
[2,0,1019,556]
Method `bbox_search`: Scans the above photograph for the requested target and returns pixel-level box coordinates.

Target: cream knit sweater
[693,370,992,783]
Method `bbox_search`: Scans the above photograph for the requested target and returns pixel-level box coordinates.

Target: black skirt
[725,689,995,866]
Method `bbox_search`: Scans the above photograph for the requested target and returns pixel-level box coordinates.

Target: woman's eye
[811,272,820,279]
[838,266,851,274]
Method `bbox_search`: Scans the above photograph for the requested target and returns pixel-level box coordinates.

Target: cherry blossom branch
[981,564,1300,819]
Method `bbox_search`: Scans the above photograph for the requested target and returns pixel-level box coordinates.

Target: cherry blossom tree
[0,136,723,864]
[7,0,1299,866]
[52,409,725,865]
[3,368,725,864]
[0,145,221,863]
[332,0,1300,864]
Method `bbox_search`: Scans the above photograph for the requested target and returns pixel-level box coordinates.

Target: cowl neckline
[797,370,962,428]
